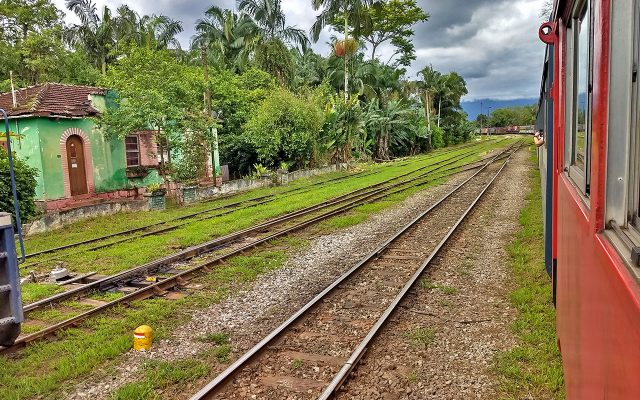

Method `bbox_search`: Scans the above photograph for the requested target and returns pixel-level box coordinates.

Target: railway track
[189,144,520,400]
[22,139,500,266]
[1,141,517,354]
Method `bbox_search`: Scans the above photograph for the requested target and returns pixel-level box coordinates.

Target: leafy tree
[321,95,365,162]
[253,38,294,87]
[291,48,327,89]
[0,0,62,44]
[362,0,428,66]
[0,149,38,222]
[244,89,324,168]
[114,5,183,50]
[65,0,120,75]
[192,6,259,72]
[99,47,210,182]
[365,98,413,159]
[311,0,376,100]
[209,69,276,175]
[238,0,309,49]
[488,105,536,127]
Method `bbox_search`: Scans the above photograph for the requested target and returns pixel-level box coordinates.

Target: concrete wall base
[24,199,148,236]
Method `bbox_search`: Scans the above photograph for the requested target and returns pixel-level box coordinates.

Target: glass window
[575,6,589,170]
[568,0,592,195]
[125,135,140,167]
[634,0,640,227]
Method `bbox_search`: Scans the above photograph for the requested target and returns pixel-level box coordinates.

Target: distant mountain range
[461,98,538,120]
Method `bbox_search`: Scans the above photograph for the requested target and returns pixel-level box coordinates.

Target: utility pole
[202,46,221,186]
[480,101,483,135]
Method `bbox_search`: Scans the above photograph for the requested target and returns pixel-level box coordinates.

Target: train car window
[576,7,589,170]
[566,0,592,196]
[633,0,640,228]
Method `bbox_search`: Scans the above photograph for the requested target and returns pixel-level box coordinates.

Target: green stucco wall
[9,115,161,201]
[8,118,44,198]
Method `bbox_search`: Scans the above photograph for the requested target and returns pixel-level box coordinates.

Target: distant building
[0,83,162,210]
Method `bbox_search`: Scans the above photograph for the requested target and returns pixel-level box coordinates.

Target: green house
[0,83,162,210]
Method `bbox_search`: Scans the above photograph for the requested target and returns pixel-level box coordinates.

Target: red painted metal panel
[556,178,640,399]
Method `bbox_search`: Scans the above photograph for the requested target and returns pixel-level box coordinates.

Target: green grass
[207,344,232,363]
[20,283,65,304]
[20,138,512,287]
[109,359,210,400]
[197,332,230,345]
[420,279,458,294]
[494,148,564,399]
[404,327,436,348]
[0,246,289,400]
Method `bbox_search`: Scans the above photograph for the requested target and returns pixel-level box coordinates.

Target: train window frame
[565,0,593,197]
[632,0,640,230]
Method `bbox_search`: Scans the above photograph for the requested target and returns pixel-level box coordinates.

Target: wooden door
[66,135,88,196]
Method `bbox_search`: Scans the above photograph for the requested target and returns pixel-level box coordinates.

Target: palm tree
[238,0,309,49]
[365,98,412,160]
[65,0,117,74]
[416,65,441,130]
[434,72,468,127]
[311,0,376,100]
[192,6,259,72]
[115,6,183,50]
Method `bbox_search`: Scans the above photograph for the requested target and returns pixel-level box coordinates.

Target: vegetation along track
[189,143,521,400]
[22,139,496,264]
[1,141,518,354]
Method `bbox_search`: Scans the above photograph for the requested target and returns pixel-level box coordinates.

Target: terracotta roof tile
[0,83,106,118]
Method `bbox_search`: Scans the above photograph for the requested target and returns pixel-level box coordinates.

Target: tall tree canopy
[362,0,429,66]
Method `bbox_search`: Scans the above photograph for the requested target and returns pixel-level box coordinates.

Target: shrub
[0,149,38,222]
[244,90,324,170]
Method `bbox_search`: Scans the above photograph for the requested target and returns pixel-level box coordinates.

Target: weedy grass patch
[494,148,564,399]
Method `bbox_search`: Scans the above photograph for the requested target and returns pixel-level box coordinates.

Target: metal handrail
[1,109,25,263]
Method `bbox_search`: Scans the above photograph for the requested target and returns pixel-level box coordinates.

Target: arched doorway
[66,135,88,196]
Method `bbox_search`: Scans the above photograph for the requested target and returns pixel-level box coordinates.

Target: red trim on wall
[60,128,95,198]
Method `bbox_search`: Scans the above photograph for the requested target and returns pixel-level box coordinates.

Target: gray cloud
[53,0,546,100]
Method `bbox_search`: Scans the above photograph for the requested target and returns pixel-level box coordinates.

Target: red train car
[537,0,640,398]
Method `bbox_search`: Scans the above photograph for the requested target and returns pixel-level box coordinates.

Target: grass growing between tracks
[494,151,564,399]
[0,249,287,400]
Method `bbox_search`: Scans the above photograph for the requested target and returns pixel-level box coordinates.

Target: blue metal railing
[1,108,25,263]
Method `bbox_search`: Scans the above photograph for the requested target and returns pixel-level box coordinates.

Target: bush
[244,90,324,169]
[0,149,38,222]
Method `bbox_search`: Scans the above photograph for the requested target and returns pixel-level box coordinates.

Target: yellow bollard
[133,325,154,351]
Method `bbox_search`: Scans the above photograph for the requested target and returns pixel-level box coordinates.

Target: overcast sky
[52,0,546,101]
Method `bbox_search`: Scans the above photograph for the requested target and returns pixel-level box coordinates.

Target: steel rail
[1,144,519,354]
[318,151,516,399]
[22,143,500,313]
[23,140,497,261]
[188,144,521,400]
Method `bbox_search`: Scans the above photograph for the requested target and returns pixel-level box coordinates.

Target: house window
[125,135,140,167]
[566,0,592,196]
